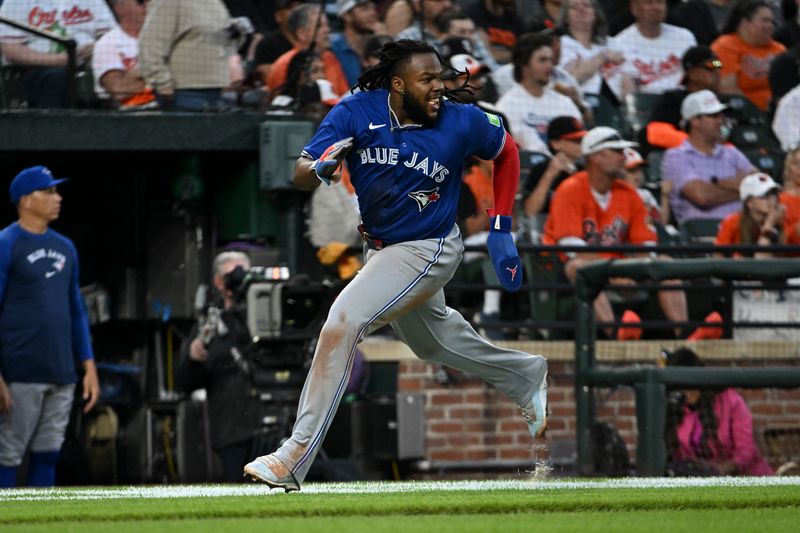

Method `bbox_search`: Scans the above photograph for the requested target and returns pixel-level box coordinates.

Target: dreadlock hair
[355,39,475,103]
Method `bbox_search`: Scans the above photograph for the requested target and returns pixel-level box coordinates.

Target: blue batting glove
[311,137,353,185]
[487,215,522,292]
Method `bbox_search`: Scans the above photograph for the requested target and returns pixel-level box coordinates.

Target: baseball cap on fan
[336,0,370,16]
[547,116,587,142]
[739,172,781,201]
[623,147,646,169]
[680,89,728,121]
[9,166,69,204]
[449,54,490,77]
[580,127,637,156]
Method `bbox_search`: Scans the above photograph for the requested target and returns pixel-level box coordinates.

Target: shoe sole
[243,464,300,493]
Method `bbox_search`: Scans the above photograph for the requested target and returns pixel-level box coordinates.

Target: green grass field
[2,478,799,532]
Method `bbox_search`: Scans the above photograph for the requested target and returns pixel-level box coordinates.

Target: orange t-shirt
[780,192,800,245]
[715,212,746,249]
[542,171,656,259]
[711,34,785,110]
[267,48,350,97]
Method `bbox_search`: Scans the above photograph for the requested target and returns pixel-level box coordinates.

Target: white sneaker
[243,454,300,492]
[521,370,548,438]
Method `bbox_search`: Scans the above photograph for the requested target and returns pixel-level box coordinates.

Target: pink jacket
[673,388,773,476]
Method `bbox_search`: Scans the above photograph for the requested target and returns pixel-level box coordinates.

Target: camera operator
[176,250,263,482]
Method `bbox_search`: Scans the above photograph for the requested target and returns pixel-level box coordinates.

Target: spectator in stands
[139,0,249,111]
[381,0,416,36]
[663,347,774,476]
[464,0,526,64]
[253,0,301,87]
[0,0,116,107]
[91,0,156,109]
[496,33,582,152]
[778,145,800,243]
[661,90,755,225]
[267,3,349,97]
[268,49,341,113]
[331,0,385,87]
[714,172,789,256]
[772,83,800,150]
[394,0,453,46]
[435,8,499,70]
[646,46,723,150]
[542,126,694,340]
[775,0,800,47]
[606,0,697,101]
[767,44,800,104]
[620,147,670,225]
[522,116,586,217]
[176,251,268,482]
[557,0,625,95]
[707,0,737,34]
[362,34,392,68]
[711,0,785,110]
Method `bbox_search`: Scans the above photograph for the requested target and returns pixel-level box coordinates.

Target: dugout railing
[572,258,800,476]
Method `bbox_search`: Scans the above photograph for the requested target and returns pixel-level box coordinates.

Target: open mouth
[428,96,441,113]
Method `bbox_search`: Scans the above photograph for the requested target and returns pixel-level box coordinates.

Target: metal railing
[0,14,77,107]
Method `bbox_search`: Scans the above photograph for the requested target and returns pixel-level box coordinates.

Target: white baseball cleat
[521,370,548,438]
[243,454,300,492]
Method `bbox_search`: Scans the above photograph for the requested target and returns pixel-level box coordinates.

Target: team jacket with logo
[302,89,506,244]
[0,223,93,384]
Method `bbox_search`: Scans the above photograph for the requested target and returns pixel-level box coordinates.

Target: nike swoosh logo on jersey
[368,122,386,130]
[45,271,57,278]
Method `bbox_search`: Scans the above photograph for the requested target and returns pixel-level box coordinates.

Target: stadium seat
[728,124,780,150]
[679,218,722,246]
[0,66,28,109]
[584,93,631,137]
[744,148,785,181]
[645,150,664,186]
[624,92,661,137]
[522,251,574,340]
[720,93,767,126]
[518,150,550,173]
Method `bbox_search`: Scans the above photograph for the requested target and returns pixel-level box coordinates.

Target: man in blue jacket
[0,166,100,488]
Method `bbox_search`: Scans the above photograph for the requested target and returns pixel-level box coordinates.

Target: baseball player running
[244,40,547,491]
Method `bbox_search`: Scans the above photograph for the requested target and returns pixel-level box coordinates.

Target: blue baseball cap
[9,166,68,204]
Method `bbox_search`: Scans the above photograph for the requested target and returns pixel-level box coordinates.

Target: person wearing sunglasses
[645,45,724,151]
[661,89,756,225]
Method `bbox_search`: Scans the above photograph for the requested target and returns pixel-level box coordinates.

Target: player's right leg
[0,383,48,488]
[391,291,548,438]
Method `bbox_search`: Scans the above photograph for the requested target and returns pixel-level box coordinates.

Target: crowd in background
[2,0,800,338]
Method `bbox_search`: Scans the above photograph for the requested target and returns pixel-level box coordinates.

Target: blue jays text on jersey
[302,89,506,244]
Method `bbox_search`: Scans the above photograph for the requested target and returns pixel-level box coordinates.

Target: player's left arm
[486,131,523,292]
[66,242,99,413]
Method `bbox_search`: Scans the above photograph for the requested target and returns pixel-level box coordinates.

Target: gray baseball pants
[0,382,74,466]
[273,224,547,482]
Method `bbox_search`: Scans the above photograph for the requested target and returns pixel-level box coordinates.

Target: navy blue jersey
[0,222,94,384]
[303,89,506,243]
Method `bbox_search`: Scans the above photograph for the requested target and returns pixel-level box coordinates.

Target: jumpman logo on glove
[505,264,518,282]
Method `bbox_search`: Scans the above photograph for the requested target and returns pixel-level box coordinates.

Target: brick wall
[397,358,800,469]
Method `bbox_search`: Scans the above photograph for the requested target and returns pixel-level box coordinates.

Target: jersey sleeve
[0,229,13,315]
[66,240,94,362]
[464,104,506,160]
[301,100,357,160]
